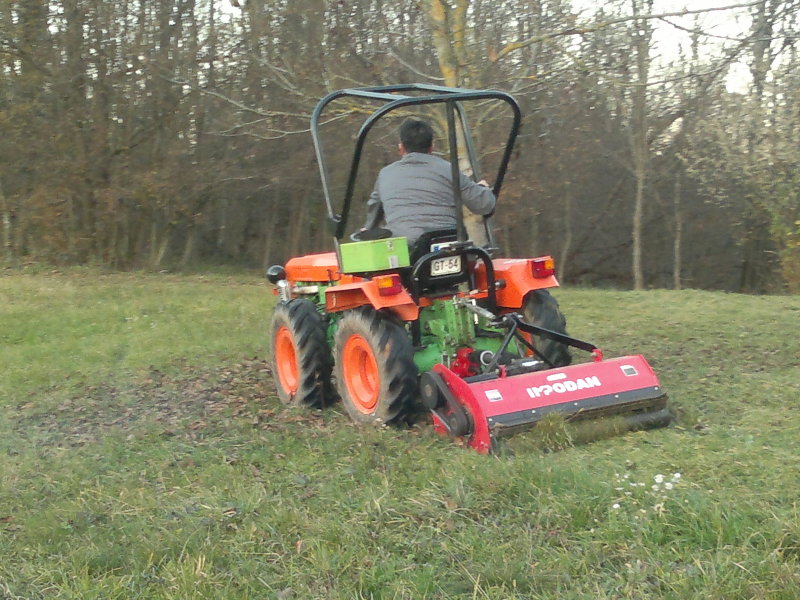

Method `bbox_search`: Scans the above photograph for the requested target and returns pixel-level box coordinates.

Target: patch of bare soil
[12,358,328,447]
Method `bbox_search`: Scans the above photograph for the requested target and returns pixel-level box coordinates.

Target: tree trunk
[62,0,93,258]
[739,0,780,292]
[262,191,278,270]
[672,172,682,290]
[0,177,11,260]
[630,0,653,290]
[151,223,172,269]
[632,164,646,290]
[217,198,228,250]
[425,0,462,87]
[180,225,196,268]
[422,0,489,246]
[529,203,540,257]
[558,182,573,282]
[288,185,312,259]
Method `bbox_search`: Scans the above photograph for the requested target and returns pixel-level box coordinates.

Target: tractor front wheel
[270,299,333,407]
[521,289,572,368]
[333,308,418,425]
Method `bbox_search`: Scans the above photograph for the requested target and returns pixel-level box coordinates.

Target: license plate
[431,255,462,276]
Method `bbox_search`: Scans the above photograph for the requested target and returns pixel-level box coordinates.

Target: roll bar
[310,84,522,244]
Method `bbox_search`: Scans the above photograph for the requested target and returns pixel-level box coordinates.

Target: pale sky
[573,0,754,91]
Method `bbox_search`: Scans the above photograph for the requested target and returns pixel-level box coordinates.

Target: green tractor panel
[267,85,670,453]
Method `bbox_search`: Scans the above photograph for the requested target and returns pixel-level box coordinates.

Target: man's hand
[477,179,491,188]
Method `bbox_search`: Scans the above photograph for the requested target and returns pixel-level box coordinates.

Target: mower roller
[266,84,671,453]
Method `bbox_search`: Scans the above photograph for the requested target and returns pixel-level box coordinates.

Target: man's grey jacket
[363,152,496,245]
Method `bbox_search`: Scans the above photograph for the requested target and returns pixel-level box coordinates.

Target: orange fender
[325,280,419,321]
[285,252,342,283]
[285,252,365,286]
[475,258,560,309]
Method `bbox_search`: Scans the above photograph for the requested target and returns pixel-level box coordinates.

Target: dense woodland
[1,0,798,292]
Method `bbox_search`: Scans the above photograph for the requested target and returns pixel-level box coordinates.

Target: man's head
[398,119,434,154]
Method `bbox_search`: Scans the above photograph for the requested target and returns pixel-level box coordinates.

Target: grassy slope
[1,272,799,599]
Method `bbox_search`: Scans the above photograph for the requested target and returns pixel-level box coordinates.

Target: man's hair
[399,119,434,153]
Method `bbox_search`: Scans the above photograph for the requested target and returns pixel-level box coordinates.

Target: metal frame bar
[310,84,522,242]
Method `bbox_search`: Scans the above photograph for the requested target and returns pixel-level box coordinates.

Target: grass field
[1,270,799,599]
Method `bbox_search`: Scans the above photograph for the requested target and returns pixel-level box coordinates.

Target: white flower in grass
[654,474,664,484]
[612,503,621,509]
[665,482,674,490]
[672,473,681,481]
[651,484,660,491]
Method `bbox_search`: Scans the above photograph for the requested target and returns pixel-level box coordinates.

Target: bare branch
[207,111,357,141]
[657,17,747,42]
[159,74,310,119]
[385,48,445,82]
[493,1,765,62]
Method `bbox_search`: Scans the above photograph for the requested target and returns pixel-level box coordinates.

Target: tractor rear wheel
[333,308,418,425]
[270,299,333,408]
[521,289,572,367]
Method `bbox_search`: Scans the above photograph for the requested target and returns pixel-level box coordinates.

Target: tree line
[1,0,798,292]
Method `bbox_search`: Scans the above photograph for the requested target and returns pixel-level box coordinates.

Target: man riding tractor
[266,84,670,453]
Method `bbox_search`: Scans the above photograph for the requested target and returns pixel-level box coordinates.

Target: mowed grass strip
[1,272,799,599]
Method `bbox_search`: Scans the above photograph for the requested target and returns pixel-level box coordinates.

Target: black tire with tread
[270,299,333,408]
[521,289,572,367]
[333,308,418,426]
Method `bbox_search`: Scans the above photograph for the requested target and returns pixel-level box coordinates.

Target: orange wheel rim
[275,326,299,394]
[342,334,379,413]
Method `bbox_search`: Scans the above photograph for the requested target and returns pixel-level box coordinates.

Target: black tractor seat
[409,228,459,263]
[405,229,479,298]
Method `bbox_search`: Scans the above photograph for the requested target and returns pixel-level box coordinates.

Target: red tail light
[531,256,555,278]
[374,274,404,296]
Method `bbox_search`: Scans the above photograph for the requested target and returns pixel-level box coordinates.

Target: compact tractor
[266,84,670,453]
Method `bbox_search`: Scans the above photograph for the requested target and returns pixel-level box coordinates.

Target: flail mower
[266,84,671,453]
